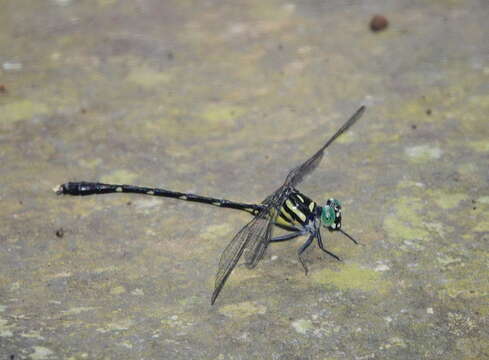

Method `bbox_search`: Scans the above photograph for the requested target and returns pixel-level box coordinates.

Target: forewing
[243,208,275,269]
[243,184,296,268]
[284,105,366,188]
[211,208,274,304]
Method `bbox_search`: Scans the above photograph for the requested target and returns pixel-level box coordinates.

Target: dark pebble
[370,15,389,32]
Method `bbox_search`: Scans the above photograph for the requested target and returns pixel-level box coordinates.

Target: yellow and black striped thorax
[275,189,319,228]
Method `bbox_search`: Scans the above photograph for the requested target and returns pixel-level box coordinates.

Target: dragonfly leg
[270,231,304,242]
[297,234,314,275]
[338,228,361,245]
[317,231,342,262]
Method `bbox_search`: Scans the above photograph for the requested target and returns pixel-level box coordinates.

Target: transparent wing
[243,209,275,269]
[284,106,366,188]
[211,207,275,304]
[243,186,289,268]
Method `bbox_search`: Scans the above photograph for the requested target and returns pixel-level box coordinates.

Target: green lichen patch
[0,100,49,126]
[201,104,244,128]
[218,301,267,318]
[384,216,430,241]
[142,103,246,141]
[311,263,390,294]
[473,220,489,232]
[440,251,489,305]
[110,285,127,295]
[427,190,467,209]
[383,196,430,241]
[467,140,489,152]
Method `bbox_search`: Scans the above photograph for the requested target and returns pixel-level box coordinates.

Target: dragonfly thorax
[321,198,342,231]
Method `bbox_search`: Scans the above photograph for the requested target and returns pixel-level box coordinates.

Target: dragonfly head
[321,198,342,231]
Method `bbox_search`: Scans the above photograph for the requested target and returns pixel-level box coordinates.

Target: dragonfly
[56,105,366,304]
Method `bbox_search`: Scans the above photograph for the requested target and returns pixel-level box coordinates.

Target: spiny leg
[270,231,305,242]
[317,230,342,262]
[297,234,315,275]
[338,228,360,245]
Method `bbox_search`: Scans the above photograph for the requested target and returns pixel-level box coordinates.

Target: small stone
[370,15,389,32]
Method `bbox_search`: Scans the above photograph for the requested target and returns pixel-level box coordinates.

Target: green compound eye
[321,206,336,227]
[330,198,341,209]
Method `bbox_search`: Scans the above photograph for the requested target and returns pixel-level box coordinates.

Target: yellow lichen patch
[473,220,489,232]
[425,222,453,240]
[427,190,467,209]
[441,251,489,301]
[110,285,126,295]
[444,276,489,299]
[335,130,356,144]
[201,104,244,128]
[368,131,401,144]
[126,65,172,89]
[398,102,431,123]
[100,169,138,184]
[383,196,430,241]
[0,100,48,126]
[467,140,489,152]
[311,263,390,294]
[142,103,245,141]
[218,301,267,318]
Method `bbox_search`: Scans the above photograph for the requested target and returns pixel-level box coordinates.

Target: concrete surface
[1,0,488,359]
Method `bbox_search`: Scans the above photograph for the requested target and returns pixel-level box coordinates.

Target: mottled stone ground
[1,1,488,359]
